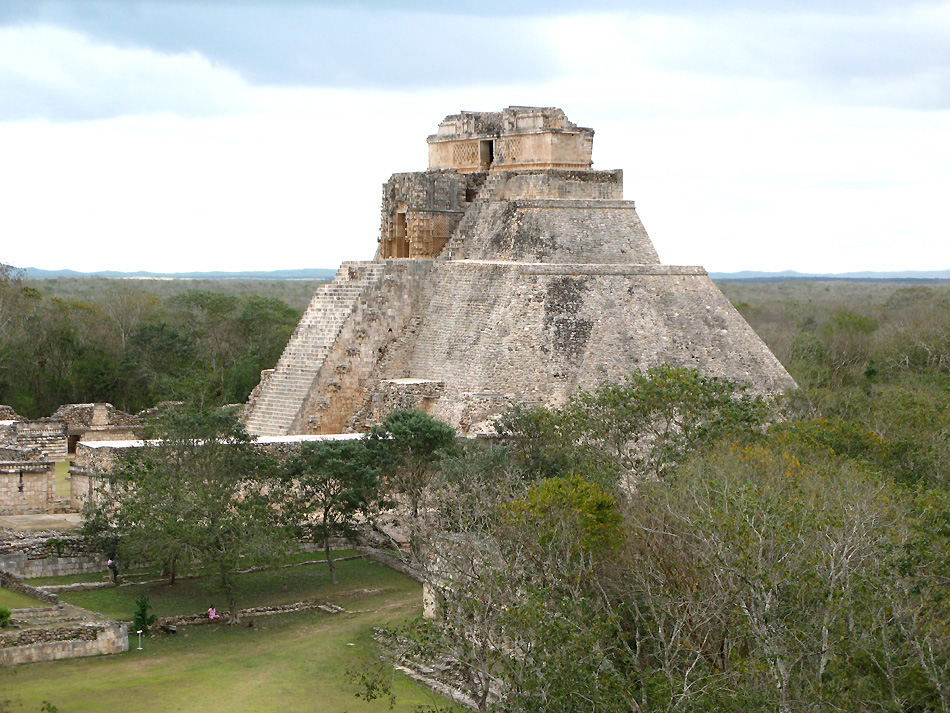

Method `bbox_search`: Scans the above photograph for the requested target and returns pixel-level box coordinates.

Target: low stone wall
[154,600,344,629]
[0,552,103,579]
[0,621,127,666]
[0,531,103,579]
[0,570,59,604]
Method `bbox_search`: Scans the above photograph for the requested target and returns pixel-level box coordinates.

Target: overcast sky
[0,0,947,274]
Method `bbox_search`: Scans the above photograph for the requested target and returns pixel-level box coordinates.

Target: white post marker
[136,630,143,650]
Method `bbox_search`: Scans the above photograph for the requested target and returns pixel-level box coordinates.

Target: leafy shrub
[131,595,157,633]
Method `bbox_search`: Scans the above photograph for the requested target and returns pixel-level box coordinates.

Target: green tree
[569,365,770,480]
[168,290,241,400]
[284,438,380,584]
[131,595,157,633]
[86,406,291,622]
[494,404,581,482]
[369,410,457,520]
[224,296,299,403]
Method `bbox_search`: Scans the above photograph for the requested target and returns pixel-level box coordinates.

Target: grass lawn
[1,559,456,713]
[0,588,45,609]
[54,460,71,498]
[58,552,386,621]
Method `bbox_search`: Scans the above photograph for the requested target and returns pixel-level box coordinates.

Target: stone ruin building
[0,403,141,515]
[243,106,795,438]
[0,407,66,515]
[51,403,139,453]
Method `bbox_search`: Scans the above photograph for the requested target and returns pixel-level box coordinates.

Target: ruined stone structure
[0,457,55,516]
[0,412,61,515]
[0,414,67,461]
[244,107,795,437]
[51,403,140,452]
[0,567,128,666]
[0,531,102,579]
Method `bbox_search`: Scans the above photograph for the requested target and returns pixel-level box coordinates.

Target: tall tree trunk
[220,565,240,624]
[325,525,338,585]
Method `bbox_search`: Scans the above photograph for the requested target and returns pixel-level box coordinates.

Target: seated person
[207,605,221,621]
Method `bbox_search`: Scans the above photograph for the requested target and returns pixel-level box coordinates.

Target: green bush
[0,605,11,628]
[130,596,156,633]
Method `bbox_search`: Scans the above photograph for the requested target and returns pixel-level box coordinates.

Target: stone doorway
[479,139,494,169]
[393,212,409,258]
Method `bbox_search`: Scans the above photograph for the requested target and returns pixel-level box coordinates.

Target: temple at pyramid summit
[243,106,795,437]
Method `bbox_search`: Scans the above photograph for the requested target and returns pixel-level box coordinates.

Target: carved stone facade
[427,106,594,173]
[243,107,796,437]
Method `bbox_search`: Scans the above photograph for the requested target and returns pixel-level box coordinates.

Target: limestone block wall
[362,380,446,426]
[79,426,139,443]
[0,447,31,460]
[492,130,594,171]
[1,551,103,578]
[69,469,97,510]
[291,260,434,434]
[0,461,55,515]
[374,261,796,433]
[72,441,124,473]
[52,403,138,431]
[379,172,474,259]
[426,107,594,173]
[69,442,124,509]
[428,132,594,173]
[499,170,624,200]
[450,198,660,265]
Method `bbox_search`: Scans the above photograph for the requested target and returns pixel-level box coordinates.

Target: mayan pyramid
[243,107,795,437]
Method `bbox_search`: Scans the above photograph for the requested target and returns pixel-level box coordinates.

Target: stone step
[244,261,391,435]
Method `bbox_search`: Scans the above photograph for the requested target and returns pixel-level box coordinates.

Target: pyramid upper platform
[427,106,594,173]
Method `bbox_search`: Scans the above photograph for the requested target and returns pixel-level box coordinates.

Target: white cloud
[543,4,950,110]
[0,4,948,274]
[0,24,252,120]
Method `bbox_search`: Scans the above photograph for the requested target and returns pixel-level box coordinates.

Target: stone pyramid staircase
[243,262,387,437]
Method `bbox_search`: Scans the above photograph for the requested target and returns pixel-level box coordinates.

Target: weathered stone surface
[243,107,796,437]
[0,419,66,462]
[0,530,102,579]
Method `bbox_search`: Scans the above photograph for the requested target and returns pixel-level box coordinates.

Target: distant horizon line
[16,266,950,281]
